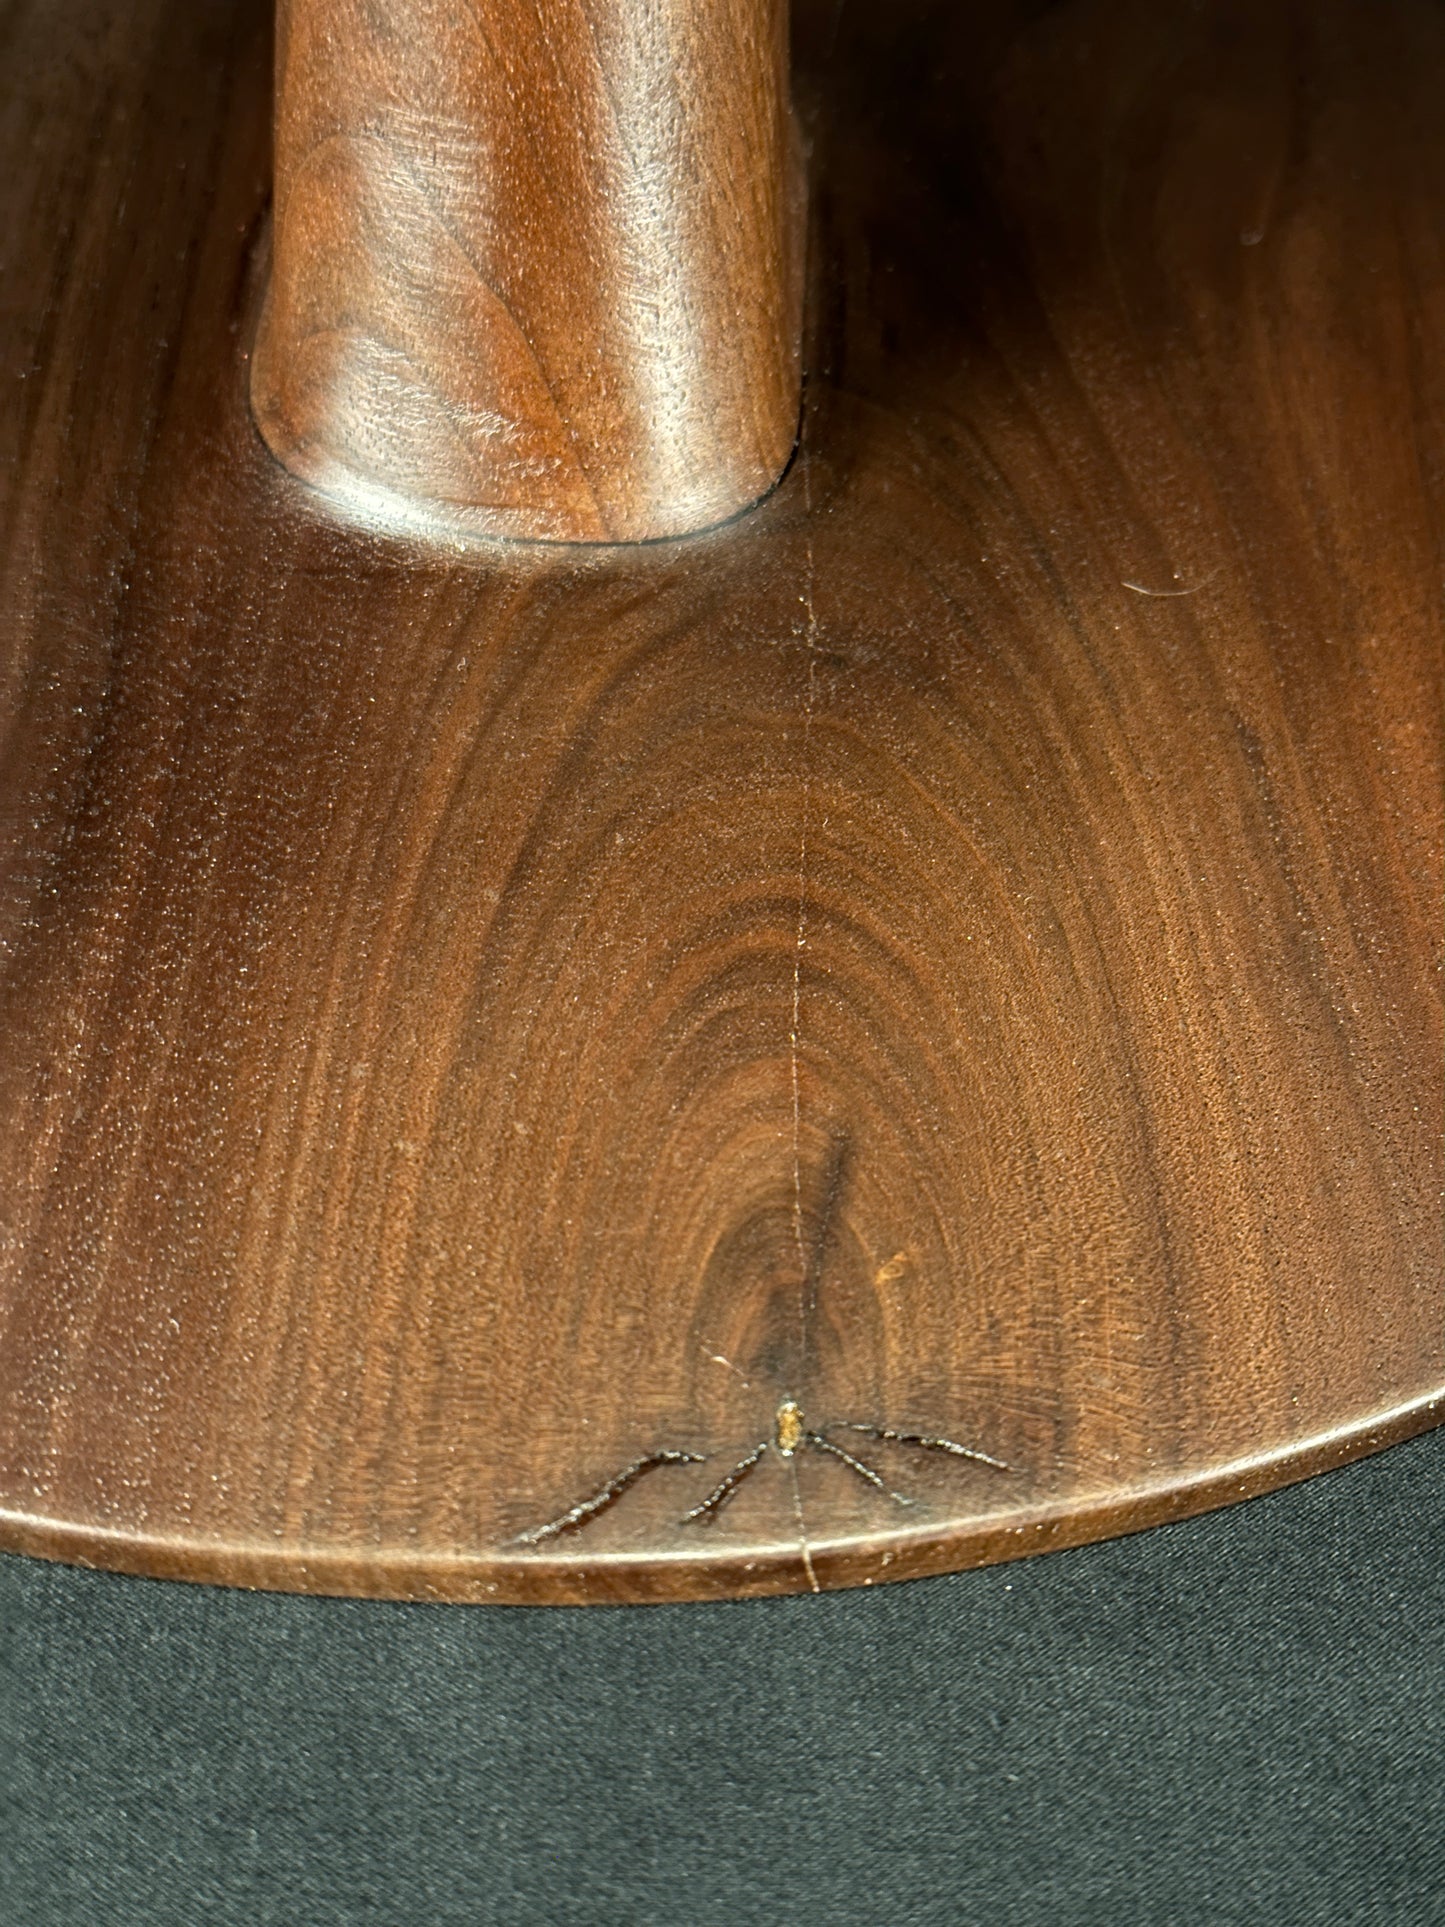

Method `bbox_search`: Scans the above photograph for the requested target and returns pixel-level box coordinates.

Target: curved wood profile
[250,0,804,542]
[0,0,1441,1604]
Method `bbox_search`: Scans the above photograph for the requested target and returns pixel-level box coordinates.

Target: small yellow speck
[775,1399,804,1456]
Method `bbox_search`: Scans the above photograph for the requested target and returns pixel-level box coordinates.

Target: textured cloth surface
[2,1429,1443,1926]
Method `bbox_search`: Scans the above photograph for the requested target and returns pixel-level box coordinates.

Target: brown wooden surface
[0,0,1440,1605]
[252,0,803,543]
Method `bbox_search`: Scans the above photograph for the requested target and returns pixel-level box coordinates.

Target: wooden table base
[0,0,1440,1603]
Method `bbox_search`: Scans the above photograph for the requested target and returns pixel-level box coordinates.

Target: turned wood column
[251,0,804,543]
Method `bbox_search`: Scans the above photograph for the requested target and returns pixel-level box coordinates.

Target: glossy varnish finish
[251,0,804,542]
[0,0,1440,1603]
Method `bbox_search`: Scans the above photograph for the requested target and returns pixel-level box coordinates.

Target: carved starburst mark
[515,1396,1012,1547]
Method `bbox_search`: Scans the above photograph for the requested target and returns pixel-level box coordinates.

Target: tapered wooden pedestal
[0,0,1440,1603]
[252,0,803,542]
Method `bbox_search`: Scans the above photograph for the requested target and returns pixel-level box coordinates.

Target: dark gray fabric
[1,1430,1442,1926]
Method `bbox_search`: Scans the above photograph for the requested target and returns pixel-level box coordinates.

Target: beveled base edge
[247,395,805,554]
[4,1392,1439,1608]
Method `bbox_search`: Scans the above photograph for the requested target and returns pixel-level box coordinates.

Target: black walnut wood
[0,0,1440,1605]
[250,0,804,542]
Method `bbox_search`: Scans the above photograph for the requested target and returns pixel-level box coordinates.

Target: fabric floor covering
[2,1424,1443,1925]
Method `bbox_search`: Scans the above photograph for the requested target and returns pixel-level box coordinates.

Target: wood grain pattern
[0,0,1440,1604]
[251,0,804,542]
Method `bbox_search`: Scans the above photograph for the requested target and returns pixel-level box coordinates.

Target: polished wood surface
[252,0,803,542]
[0,0,1440,1604]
